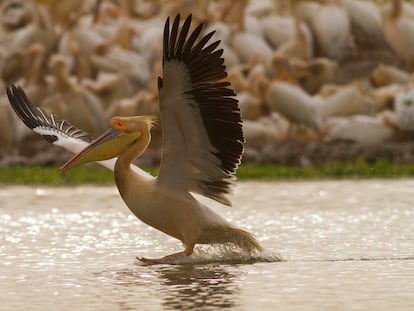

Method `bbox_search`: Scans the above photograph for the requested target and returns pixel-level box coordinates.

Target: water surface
[0,180,413,310]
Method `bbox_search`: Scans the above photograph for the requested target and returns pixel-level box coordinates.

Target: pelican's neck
[24,50,45,86]
[54,68,73,91]
[117,130,151,170]
[293,9,305,41]
[114,130,151,192]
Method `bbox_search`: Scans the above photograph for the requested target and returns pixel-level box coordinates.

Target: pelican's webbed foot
[137,245,194,265]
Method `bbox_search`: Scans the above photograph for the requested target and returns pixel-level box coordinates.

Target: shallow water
[0,180,413,310]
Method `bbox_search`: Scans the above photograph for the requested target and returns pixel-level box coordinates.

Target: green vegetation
[0,165,113,185]
[1,159,414,185]
[237,159,413,179]
[0,165,156,185]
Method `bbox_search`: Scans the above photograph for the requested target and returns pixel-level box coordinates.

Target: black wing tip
[165,14,229,86]
[164,14,205,60]
[5,84,13,98]
[173,13,181,26]
[6,83,17,92]
[164,14,192,61]
[172,14,192,27]
[6,84,25,98]
[6,84,22,103]
[6,84,38,130]
[6,84,93,143]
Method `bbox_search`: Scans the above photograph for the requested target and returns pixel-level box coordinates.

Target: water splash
[136,245,284,265]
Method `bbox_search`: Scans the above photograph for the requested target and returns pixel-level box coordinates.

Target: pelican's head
[59,115,155,172]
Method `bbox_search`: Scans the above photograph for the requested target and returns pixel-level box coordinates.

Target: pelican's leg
[138,244,194,265]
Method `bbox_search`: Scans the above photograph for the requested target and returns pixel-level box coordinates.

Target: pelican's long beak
[59,127,138,172]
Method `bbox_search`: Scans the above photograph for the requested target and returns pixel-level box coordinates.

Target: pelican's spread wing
[157,15,244,206]
[6,85,93,152]
[6,85,152,176]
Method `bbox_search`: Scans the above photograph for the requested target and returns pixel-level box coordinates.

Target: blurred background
[1,0,414,168]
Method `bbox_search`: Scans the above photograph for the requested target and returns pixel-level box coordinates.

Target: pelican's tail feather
[199,226,263,253]
[226,227,263,253]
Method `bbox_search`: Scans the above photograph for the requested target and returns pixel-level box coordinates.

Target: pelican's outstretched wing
[6,85,152,177]
[7,85,93,148]
[157,15,244,206]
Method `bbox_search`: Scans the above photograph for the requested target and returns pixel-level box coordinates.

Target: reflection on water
[1,180,414,310]
[94,264,240,310]
[157,265,239,310]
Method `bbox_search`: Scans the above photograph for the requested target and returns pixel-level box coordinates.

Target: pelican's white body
[307,3,352,61]
[267,81,321,129]
[116,169,229,246]
[384,0,414,68]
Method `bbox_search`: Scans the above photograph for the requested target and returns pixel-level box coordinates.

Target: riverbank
[1,159,414,185]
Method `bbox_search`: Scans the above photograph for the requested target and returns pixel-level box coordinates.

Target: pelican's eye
[111,119,126,131]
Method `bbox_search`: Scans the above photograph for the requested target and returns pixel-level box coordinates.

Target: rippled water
[1,180,413,310]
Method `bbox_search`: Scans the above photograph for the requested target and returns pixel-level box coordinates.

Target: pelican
[306,0,353,61]
[384,0,414,69]
[6,14,262,264]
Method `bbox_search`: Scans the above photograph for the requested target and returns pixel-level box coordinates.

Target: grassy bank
[1,159,414,185]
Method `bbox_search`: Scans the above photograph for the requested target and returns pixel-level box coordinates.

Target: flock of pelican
[1,0,414,164]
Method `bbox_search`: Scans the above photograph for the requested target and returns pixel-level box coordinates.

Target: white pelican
[306,1,353,61]
[371,64,412,88]
[6,14,262,264]
[265,81,321,131]
[384,0,414,69]
[325,114,395,145]
[342,0,384,46]
[317,85,363,119]
[394,88,414,131]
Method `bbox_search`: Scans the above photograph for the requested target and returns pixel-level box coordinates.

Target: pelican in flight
[7,14,262,264]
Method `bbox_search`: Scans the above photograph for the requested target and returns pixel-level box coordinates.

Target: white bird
[384,0,414,69]
[394,88,414,131]
[317,85,363,119]
[325,114,394,145]
[288,57,339,95]
[260,14,312,52]
[266,81,321,130]
[274,9,313,60]
[243,114,289,148]
[306,1,353,61]
[371,64,413,87]
[7,14,262,264]
[245,0,275,17]
[231,31,272,65]
[342,0,384,46]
